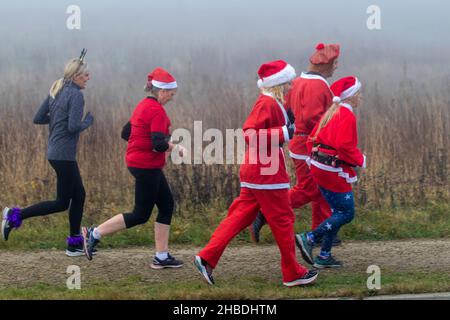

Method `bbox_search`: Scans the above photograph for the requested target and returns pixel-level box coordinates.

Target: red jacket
[239,93,291,189]
[287,72,333,159]
[126,97,171,169]
[307,103,366,192]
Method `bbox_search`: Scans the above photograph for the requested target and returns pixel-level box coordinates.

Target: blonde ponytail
[49,57,89,98]
[311,102,340,142]
[49,78,65,98]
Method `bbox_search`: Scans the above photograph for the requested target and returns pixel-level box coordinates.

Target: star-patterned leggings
[311,187,355,253]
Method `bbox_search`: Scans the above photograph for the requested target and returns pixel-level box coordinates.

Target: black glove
[121,121,131,141]
[287,123,295,140]
[287,108,295,124]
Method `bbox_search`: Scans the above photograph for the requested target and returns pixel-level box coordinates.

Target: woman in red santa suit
[194,60,319,287]
[297,76,366,269]
[249,43,341,245]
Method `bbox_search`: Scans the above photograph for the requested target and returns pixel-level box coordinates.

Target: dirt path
[1,239,449,288]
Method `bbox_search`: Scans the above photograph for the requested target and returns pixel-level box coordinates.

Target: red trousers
[198,187,308,283]
[288,158,331,229]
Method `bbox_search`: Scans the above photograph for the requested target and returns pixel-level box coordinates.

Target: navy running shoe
[82,226,100,261]
[151,253,184,269]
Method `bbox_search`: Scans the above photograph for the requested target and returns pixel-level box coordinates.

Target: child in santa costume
[83,67,186,269]
[194,60,319,287]
[250,43,341,245]
[297,76,366,269]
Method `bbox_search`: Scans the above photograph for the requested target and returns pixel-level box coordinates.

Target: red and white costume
[198,60,310,283]
[287,43,340,229]
[287,72,333,228]
[308,76,366,193]
[126,68,177,169]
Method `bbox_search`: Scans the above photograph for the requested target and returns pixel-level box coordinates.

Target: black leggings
[21,160,85,236]
[123,167,174,228]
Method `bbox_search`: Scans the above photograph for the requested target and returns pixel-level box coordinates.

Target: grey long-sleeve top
[33,81,93,161]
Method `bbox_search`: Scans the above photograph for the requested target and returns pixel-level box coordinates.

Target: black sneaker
[313,255,342,269]
[82,226,100,261]
[151,253,184,269]
[283,269,319,287]
[66,243,97,257]
[2,207,22,241]
[66,244,84,257]
[248,212,266,243]
[194,255,214,285]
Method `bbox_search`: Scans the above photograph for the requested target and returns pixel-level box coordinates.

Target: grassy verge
[1,202,449,250]
[1,269,450,300]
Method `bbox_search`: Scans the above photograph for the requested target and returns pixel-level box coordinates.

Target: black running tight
[123,167,174,228]
[20,160,85,236]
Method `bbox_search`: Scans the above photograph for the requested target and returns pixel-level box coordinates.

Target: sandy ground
[1,239,449,288]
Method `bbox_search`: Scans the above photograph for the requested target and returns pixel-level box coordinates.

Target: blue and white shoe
[194,255,214,285]
[82,226,100,261]
[295,233,314,265]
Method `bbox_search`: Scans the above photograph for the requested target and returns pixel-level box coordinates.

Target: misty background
[1,0,450,92]
[0,0,448,212]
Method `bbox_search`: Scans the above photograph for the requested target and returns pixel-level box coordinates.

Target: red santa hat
[147,67,177,89]
[330,76,362,104]
[257,60,296,88]
[310,43,340,65]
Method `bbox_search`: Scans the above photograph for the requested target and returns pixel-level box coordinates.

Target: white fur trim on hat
[339,77,361,101]
[152,80,178,89]
[332,96,341,104]
[257,64,296,88]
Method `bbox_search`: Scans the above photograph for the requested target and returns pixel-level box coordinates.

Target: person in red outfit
[83,67,186,270]
[194,60,319,287]
[297,76,366,269]
[249,43,341,245]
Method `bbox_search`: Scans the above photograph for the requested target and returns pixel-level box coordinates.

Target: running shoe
[150,253,184,269]
[283,269,319,287]
[194,255,214,285]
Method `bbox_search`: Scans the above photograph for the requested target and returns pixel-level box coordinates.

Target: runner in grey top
[33,81,93,161]
[2,50,94,257]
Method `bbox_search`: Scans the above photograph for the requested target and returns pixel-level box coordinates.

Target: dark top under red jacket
[126,97,171,169]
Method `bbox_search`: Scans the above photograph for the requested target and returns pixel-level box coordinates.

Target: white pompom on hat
[257,60,296,88]
[147,67,177,89]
